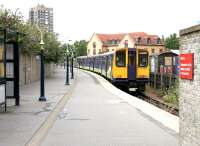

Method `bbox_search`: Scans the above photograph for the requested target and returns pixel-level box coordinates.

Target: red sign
[180,53,194,80]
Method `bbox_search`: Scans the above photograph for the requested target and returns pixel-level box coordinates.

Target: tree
[0,7,63,63]
[0,7,23,30]
[74,40,88,57]
[165,33,179,50]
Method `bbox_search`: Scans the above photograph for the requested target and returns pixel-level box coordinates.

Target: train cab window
[116,50,126,67]
[138,51,148,67]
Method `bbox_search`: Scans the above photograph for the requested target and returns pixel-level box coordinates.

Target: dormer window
[157,38,161,44]
[147,38,151,44]
[112,40,115,45]
[137,37,141,43]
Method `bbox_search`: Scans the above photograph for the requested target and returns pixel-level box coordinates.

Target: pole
[71,57,74,79]
[39,49,46,101]
[65,55,69,85]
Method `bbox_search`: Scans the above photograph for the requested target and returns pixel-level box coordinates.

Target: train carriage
[77,48,149,92]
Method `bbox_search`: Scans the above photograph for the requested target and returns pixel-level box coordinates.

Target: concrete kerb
[82,69,179,133]
[25,77,77,146]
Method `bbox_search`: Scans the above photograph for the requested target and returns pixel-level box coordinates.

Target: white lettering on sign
[180,57,186,60]
[181,64,192,67]
[180,72,189,75]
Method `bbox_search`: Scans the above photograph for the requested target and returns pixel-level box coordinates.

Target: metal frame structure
[0,28,22,111]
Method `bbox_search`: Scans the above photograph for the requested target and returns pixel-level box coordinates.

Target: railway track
[127,91,179,116]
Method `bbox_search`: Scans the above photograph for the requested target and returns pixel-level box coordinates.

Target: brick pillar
[179,24,200,146]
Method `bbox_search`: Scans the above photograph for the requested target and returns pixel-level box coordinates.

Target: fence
[149,73,178,90]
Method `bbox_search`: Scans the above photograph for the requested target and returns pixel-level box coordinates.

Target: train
[77,48,150,92]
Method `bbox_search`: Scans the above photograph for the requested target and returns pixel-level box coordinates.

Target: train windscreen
[116,50,126,67]
[138,51,148,67]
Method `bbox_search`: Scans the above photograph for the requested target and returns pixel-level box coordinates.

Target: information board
[180,53,193,80]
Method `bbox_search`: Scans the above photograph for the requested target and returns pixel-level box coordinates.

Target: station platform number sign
[180,53,194,80]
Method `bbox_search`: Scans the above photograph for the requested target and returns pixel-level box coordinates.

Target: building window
[99,49,101,54]
[160,49,163,53]
[93,42,96,49]
[147,38,151,44]
[112,40,115,45]
[152,48,155,54]
[88,49,90,54]
[124,40,128,48]
[116,50,126,67]
[157,38,161,44]
[137,37,141,43]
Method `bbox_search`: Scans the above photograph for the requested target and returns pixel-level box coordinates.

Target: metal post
[14,34,20,106]
[71,57,74,79]
[39,49,46,101]
[65,55,69,85]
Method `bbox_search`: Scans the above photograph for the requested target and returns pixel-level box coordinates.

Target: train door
[128,48,136,80]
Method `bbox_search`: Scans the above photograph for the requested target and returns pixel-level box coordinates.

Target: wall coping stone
[180,24,200,36]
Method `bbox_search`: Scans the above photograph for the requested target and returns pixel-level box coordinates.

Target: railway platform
[41,69,178,146]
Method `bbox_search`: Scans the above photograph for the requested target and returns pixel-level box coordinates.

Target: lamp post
[71,50,74,79]
[65,47,69,85]
[36,26,47,101]
[65,39,72,85]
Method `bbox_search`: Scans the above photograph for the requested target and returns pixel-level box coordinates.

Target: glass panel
[138,51,148,67]
[165,57,172,66]
[0,45,3,60]
[0,45,5,78]
[0,84,5,103]
[116,50,126,67]
[6,81,14,97]
[6,63,14,78]
[6,44,14,60]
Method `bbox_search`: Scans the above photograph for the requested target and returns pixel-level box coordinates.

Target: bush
[164,79,179,106]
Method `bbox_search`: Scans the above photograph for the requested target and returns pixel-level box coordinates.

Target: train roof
[77,51,114,59]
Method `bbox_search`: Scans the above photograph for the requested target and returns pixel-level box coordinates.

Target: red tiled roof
[96,33,125,41]
[95,32,163,45]
[128,32,163,45]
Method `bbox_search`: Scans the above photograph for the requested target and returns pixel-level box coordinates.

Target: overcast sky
[1,0,200,42]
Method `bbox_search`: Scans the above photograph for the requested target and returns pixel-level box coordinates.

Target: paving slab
[0,68,75,146]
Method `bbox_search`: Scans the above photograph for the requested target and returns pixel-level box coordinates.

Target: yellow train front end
[112,48,149,91]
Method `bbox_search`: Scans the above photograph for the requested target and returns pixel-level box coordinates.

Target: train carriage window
[116,50,126,67]
[138,51,148,67]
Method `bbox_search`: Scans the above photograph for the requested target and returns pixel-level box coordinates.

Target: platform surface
[42,70,178,146]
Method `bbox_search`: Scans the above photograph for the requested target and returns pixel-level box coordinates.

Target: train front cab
[112,48,149,91]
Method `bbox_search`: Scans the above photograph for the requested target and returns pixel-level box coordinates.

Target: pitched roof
[96,33,125,41]
[128,32,163,45]
[95,32,163,45]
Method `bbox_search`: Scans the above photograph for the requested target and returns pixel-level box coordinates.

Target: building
[87,32,165,56]
[29,4,54,32]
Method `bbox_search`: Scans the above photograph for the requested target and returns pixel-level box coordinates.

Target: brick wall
[179,24,200,146]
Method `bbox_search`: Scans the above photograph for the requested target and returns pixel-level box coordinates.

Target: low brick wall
[19,54,55,86]
[179,24,200,146]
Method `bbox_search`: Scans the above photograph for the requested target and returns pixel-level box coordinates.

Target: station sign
[179,53,194,80]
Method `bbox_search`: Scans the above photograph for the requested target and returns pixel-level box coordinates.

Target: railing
[149,73,178,90]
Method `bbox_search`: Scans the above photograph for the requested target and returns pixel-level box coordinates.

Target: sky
[1,0,200,43]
